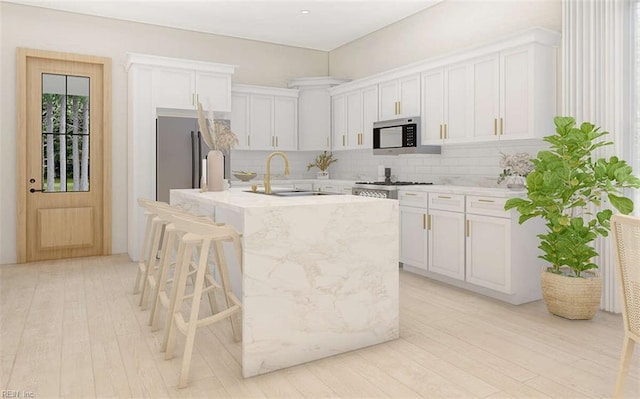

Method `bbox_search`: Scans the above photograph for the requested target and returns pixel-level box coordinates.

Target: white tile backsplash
[231,139,548,187]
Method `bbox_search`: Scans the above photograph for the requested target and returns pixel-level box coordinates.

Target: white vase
[506,175,526,190]
[317,170,329,179]
[207,150,224,191]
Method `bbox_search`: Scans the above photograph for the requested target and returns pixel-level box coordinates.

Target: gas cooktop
[355,181,434,186]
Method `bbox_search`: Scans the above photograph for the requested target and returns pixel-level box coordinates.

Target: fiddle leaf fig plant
[505,116,640,277]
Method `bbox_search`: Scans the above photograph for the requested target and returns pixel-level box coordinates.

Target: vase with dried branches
[197,102,239,191]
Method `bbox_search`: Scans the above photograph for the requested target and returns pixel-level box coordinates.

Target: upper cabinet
[231,84,298,151]
[136,55,234,112]
[378,74,420,120]
[332,85,378,151]
[289,78,348,151]
[421,62,473,145]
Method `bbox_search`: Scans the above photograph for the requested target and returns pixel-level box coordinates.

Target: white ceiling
[5,0,443,51]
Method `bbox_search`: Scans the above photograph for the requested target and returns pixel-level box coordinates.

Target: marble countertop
[398,184,527,198]
[172,187,386,212]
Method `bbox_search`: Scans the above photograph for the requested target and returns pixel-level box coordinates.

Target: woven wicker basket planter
[540,270,601,320]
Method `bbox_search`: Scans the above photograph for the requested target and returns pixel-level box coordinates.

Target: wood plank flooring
[1,254,638,398]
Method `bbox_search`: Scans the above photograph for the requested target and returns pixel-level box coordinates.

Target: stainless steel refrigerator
[156,116,231,203]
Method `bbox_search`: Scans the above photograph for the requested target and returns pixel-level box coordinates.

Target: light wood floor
[1,255,638,398]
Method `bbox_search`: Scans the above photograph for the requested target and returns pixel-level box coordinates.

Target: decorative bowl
[233,171,257,182]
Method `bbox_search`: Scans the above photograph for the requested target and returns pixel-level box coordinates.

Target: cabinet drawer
[398,190,428,208]
[466,196,509,218]
[429,193,465,212]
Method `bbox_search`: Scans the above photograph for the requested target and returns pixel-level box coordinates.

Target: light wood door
[17,49,111,263]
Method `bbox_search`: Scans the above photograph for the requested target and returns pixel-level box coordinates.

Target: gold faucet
[264,152,290,194]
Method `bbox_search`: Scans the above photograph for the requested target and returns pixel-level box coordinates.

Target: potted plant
[307,151,338,179]
[505,116,640,319]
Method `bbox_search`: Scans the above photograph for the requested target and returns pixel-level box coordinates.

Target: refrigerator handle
[197,131,203,188]
[190,131,197,188]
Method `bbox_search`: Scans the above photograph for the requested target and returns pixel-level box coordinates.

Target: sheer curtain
[562,0,635,313]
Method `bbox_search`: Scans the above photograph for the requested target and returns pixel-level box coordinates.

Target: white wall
[329,0,562,79]
[0,2,328,264]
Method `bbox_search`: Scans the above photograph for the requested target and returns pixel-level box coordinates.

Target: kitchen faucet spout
[264,152,290,194]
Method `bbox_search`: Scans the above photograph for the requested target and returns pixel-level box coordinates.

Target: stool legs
[139,219,164,309]
[133,212,154,295]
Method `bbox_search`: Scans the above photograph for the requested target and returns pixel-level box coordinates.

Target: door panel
[18,49,111,262]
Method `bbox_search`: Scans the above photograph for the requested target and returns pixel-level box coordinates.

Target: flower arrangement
[307,151,338,172]
[497,151,534,184]
[196,101,238,152]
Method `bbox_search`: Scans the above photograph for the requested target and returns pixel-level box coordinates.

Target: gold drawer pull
[428,214,432,230]
[466,220,470,237]
[423,214,426,230]
[478,199,496,203]
[437,195,452,199]
[404,193,417,196]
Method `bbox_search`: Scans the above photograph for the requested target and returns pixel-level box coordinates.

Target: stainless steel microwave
[372,116,441,155]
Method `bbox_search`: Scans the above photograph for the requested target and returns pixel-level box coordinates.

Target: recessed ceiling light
[300,10,310,15]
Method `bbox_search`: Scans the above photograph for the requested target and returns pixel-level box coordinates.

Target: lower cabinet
[400,205,427,271]
[465,213,511,293]
[399,190,544,305]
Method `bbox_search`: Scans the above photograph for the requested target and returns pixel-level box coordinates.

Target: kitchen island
[170,188,399,378]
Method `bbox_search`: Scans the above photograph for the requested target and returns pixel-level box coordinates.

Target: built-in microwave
[372,116,441,155]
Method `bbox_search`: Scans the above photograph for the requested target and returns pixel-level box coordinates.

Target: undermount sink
[246,190,340,197]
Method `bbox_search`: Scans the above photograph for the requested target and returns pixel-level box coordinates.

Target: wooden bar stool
[164,214,242,388]
[148,206,219,336]
[134,198,166,298]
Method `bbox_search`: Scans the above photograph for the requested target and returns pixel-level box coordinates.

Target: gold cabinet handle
[466,220,470,237]
[437,195,451,199]
[403,193,417,196]
[397,101,401,115]
[478,199,495,203]
[271,136,274,147]
[276,136,278,147]
[423,214,426,230]
[494,118,498,136]
[326,136,329,147]
[428,214,432,230]
[444,124,448,139]
[247,135,250,146]
[196,93,199,104]
[343,135,345,146]
[500,118,504,135]
[439,124,443,139]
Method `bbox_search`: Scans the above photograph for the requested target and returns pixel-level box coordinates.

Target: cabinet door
[361,85,378,149]
[428,210,465,280]
[421,69,444,145]
[500,47,531,140]
[332,95,347,150]
[298,88,331,151]
[465,214,511,293]
[153,67,194,109]
[379,80,399,120]
[274,96,297,150]
[346,91,362,149]
[249,95,274,150]
[472,54,500,141]
[196,71,232,112]
[398,74,420,118]
[444,63,472,143]
[231,93,250,149]
[400,206,428,270]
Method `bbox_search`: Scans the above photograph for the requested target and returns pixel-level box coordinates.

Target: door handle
[29,188,44,193]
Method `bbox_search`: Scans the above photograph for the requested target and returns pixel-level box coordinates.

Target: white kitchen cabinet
[427,193,465,280]
[332,94,347,150]
[379,74,420,120]
[231,93,250,149]
[288,78,348,151]
[400,206,428,271]
[466,212,511,293]
[232,84,298,151]
[337,85,378,150]
[421,63,472,145]
[314,182,351,194]
[471,43,557,141]
[398,191,428,271]
[153,68,232,112]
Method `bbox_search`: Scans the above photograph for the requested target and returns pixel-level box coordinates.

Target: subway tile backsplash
[231,139,548,187]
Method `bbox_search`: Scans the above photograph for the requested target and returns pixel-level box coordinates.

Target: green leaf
[608,194,634,214]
